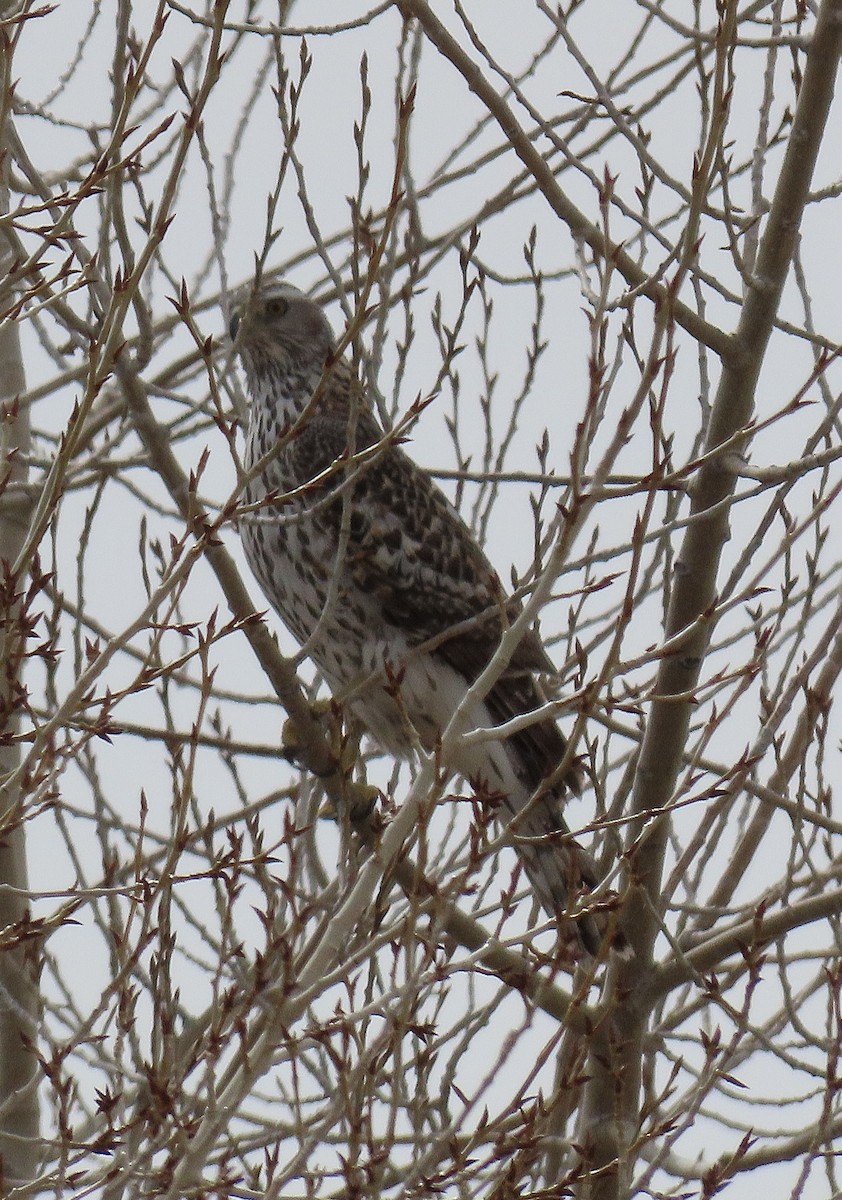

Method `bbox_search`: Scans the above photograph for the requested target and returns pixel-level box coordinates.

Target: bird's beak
[229,310,241,342]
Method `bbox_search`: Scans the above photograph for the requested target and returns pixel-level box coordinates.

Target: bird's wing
[283,382,580,788]
[344,437,584,806]
[350,445,553,671]
[287,390,551,674]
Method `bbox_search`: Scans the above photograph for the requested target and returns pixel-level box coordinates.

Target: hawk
[230,280,604,954]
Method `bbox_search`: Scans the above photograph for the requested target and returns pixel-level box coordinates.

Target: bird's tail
[499,786,606,956]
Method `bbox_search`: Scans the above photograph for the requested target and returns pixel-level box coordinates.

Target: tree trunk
[0,13,41,1187]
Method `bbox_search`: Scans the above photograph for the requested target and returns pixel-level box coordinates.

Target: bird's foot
[281,699,356,770]
[283,702,380,827]
[318,781,381,826]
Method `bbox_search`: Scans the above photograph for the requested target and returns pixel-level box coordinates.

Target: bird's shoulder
[285,358,381,483]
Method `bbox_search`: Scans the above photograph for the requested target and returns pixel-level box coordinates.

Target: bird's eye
[266,297,288,319]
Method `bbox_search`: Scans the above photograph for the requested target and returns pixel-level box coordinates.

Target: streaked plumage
[230,280,602,954]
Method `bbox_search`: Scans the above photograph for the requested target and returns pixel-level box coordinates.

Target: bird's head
[228,281,335,379]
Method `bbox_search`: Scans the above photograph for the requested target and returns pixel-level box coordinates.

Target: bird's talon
[282,700,342,763]
[317,783,379,826]
[281,715,304,758]
[347,782,380,824]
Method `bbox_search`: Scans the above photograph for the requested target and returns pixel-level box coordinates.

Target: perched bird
[230,279,603,954]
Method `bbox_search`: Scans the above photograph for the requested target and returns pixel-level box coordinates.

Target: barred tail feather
[499,785,603,956]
